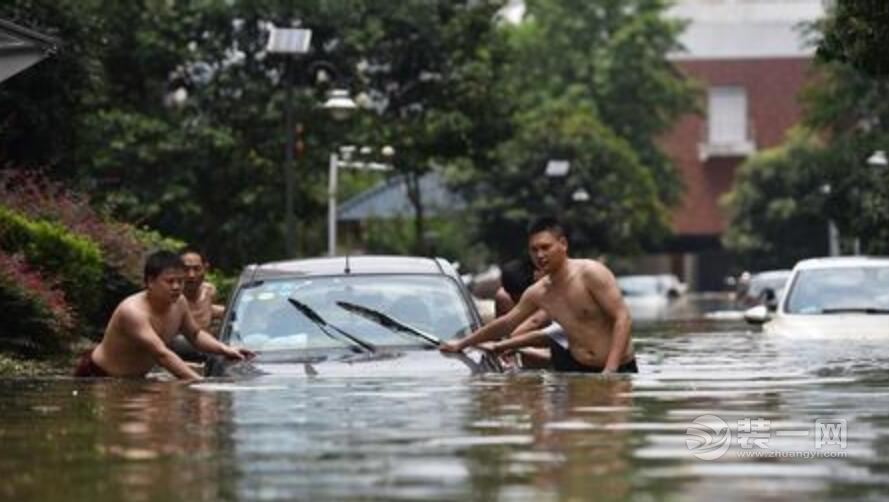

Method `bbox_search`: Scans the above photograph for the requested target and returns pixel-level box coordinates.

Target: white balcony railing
[698,119,757,162]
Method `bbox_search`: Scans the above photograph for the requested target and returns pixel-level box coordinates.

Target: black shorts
[548,338,638,373]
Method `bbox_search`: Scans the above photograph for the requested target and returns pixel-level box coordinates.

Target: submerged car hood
[207,347,500,378]
[764,314,889,338]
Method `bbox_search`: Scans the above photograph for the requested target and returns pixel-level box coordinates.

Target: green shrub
[207,270,236,304]
[0,207,104,324]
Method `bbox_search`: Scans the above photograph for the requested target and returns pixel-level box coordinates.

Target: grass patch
[0,352,74,377]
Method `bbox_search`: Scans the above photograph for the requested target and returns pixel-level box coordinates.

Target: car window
[785,266,889,314]
[228,275,475,351]
[748,272,790,298]
[618,276,662,297]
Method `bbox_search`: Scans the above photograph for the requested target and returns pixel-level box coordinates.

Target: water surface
[2,297,889,501]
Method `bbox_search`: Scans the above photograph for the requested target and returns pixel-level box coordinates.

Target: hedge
[0,206,104,325]
[0,252,75,354]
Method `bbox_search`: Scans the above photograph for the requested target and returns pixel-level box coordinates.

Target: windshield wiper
[287,298,376,353]
[336,301,441,348]
[821,307,889,314]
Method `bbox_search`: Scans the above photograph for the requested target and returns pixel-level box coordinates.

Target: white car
[618,274,686,321]
[745,256,889,337]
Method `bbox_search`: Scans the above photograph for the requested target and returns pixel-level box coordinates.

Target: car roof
[753,269,791,279]
[239,255,454,282]
[793,256,889,271]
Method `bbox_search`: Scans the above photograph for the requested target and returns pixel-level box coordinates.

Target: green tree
[724,20,889,268]
[4,0,515,268]
[817,0,889,78]
[0,0,105,170]
[450,0,696,257]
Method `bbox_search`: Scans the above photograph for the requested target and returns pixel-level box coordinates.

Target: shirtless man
[169,247,226,361]
[490,258,551,368]
[73,250,253,379]
[441,217,636,373]
[181,247,225,331]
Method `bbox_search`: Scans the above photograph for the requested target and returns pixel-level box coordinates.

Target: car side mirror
[744,305,770,325]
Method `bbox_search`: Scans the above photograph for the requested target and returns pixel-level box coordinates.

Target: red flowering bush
[0,170,147,283]
[0,251,75,353]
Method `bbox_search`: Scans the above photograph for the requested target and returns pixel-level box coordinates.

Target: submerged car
[744,256,889,337]
[736,269,792,310]
[617,274,686,321]
[206,255,501,377]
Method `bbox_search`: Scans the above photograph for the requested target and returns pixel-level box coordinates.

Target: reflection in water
[3,303,889,501]
[0,380,236,502]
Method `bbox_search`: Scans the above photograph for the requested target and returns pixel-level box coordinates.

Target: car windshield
[228,274,474,351]
[748,271,791,298]
[784,266,889,314]
[618,276,663,297]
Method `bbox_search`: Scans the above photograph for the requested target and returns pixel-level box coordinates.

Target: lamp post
[327,145,395,256]
[266,25,311,257]
[820,183,840,256]
[543,159,572,214]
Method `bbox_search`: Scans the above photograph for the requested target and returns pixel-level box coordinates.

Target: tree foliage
[724,8,889,268]
[2,0,694,270]
[817,0,889,78]
[450,0,696,258]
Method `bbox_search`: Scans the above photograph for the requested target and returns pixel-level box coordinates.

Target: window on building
[707,86,748,145]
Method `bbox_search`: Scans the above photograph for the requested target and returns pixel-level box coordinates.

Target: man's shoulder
[201,281,217,297]
[574,258,615,281]
[114,294,151,324]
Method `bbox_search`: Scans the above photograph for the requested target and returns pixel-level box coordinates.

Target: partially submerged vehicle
[206,255,502,377]
[617,274,686,321]
[744,256,889,337]
[736,269,792,310]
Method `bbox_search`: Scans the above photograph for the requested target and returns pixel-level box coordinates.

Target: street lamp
[323,89,357,121]
[544,159,571,178]
[820,183,840,256]
[867,150,888,167]
[327,145,395,256]
[571,188,590,203]
[266,25,312,257]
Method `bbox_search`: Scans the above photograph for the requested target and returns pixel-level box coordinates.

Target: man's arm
[510,309,549,337]
[181,302,253,360]
[121,309,202,380]
[440,288,540,353]
[493,287,515,318]
[207,283,225,320]
[488,329,550,353]
[584,262,632,372]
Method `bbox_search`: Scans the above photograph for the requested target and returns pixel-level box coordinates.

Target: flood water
[3,295,889,501]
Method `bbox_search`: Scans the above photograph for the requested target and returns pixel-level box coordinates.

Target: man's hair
[500,259,536,303]
[527,215,568,241]
[179,245,208,263]
[144,250,184,282]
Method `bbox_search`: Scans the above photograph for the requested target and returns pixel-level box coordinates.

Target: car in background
[206,255,501,377]
[736,269,792,310]
[617,274,686,321]
[744,256,889,337]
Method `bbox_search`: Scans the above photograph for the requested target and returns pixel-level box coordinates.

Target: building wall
[641,0,826,290]
[664,57,812,236]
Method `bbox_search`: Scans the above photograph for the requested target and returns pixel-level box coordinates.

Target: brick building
[649,0,826,290]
